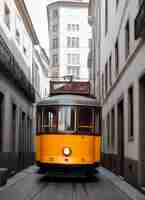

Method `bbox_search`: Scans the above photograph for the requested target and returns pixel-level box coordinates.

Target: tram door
[117,99,124,177]
[0,93,3,152]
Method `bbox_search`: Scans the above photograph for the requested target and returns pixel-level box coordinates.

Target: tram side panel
[39,134,94,165]
[35,134,40,162]
[94,110,101,165]
[94,136,101,165]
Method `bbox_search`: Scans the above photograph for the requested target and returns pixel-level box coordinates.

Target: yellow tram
[35,94,101,176]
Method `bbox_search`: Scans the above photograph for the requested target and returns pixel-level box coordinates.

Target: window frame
[115,39,119,76]
[36,105,101,136]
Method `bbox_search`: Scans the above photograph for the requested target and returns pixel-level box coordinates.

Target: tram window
[43,107,58,132]
[95,112,101,135]
[78,107,94,134]
[36,110,41,132]
[58,106,76,132]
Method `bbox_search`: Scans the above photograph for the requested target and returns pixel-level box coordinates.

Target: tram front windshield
[37,106,100,135]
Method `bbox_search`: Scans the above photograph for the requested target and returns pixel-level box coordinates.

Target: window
[67,66,80,79]
[67,54,80,65]
[72,54,80,65]
[78,107,94,134]
[76,24,79,31]
[67,37,71,48]
[125,20,130,59]
[109,55,112,86]
[105,62,108,93]
[52,38,58,49]
[52,54,58,66]
[67,24,79,31]
[58,107,76,132]
[37,106,98,135]
[115,40,119,75]
[4,4,10,29]
[72,24,75,31]
[105,0,108,35]
[15,16,21,44]
[76,38,79,48]
[128,86,134,139]
[32,63,40,92]
[53,9,58,19]
[89,39,92,49]
[16,29,20,43]
[67,24,71,30]
[72,37,76,48]
[43,107,58,132]
[52,24,58,32]
[95,111,101,135]
[22,28,30,58]
[23,46,27,55]
[67,37,79,48]
[116,0,119,8]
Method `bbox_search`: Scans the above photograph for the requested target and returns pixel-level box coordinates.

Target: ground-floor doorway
[117,99,125,177]
[0,92,4,152]
[139,75,145,187]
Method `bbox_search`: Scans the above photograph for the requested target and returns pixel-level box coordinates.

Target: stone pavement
[99,167,145,200]
[0,165,144,200]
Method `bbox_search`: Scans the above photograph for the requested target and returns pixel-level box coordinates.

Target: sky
[24,0,49,55]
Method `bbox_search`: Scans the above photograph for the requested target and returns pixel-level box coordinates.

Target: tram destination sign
[50,81,90,95]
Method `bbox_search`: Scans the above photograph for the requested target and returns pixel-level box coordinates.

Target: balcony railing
[135,0,145,39]
[0,34,35,103]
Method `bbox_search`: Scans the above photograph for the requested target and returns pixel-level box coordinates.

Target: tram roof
[37,95,100,107]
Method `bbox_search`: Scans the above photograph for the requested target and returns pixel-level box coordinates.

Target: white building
[88,0,101,100]
[0,0,38,172]
[89,0,145,189]
[47,0,91,81]
[33,46,50,101]
[0,0,50,174]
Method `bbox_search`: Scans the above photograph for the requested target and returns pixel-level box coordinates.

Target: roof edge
[15,0,39,45]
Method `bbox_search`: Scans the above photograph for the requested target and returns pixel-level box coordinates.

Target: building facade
[33,46,50,101]
[89,0,145,189]
[0,0,49,174]
[47,0,91,81]
[88,0,101,101]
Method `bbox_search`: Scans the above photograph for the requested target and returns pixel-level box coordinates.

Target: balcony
[135,0,145,39]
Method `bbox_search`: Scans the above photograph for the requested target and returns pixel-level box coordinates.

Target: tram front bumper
[36,161,100,176]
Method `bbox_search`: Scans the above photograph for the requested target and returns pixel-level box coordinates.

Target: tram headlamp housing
[63,147,72,156]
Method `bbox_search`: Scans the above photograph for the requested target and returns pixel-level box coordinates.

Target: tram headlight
[63,147,72,156]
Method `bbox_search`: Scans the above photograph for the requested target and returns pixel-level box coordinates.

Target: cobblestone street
[0,166,141,200]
